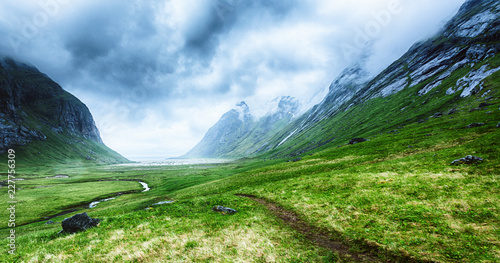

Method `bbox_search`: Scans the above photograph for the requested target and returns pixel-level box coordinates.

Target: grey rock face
[0,57,103,153]
[59,212,100,234]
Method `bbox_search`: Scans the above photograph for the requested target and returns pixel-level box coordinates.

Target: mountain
[183,96,300,158]
[191,0,500,159]
[0,57,128,164]
[253,0,500,158]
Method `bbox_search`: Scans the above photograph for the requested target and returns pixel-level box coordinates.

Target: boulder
[467,123,485,128]
[497,122,500,128]
[447,108,457,115]
[46,220,55,224]
[348,138,368,145]
[287,157,302,163]
[478,102,493,108]
[451,155,484,165]
[59,212,100,234]
[212,206,237,214]
[433,112,444,118]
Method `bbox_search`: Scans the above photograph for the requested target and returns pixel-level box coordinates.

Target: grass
[0,100,498,262]
[0,36,499,263]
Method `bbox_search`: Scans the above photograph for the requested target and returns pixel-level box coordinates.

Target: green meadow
[0,51,499,263]
[1,98,499,262]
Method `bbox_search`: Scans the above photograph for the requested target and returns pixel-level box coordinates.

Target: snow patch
[278,129,298,147]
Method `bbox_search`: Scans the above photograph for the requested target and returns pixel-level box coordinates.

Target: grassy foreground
[0,102,498,262]
[0,69,499,262]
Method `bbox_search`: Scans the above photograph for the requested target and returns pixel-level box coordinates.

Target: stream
[88,180,150,208]
[7,180,151,228]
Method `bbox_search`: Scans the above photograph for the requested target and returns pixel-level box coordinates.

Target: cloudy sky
[0,0,465,160]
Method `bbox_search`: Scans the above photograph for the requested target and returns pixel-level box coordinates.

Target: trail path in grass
[236,194,432,263]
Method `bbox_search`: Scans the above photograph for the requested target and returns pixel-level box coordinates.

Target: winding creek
[88,181,150,208]
[10,180,151,228]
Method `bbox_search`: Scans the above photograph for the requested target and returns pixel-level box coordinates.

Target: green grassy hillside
[262,52,500,159]
[1,64,498,261]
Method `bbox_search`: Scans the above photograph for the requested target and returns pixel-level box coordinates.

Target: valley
[1,97,498,261]
[0,0,499,262]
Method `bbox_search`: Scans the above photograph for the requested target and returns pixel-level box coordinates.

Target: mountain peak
[0,57,127,163]
[233,101,251,122]
[236,101,249,108]
[264,96,300,119]
[0,56,39,72]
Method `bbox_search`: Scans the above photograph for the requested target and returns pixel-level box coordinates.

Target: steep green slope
[0,57,128,164]
[256,0,500,159]
[264,54,500,159]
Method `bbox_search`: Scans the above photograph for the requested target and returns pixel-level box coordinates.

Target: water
[89,181,150,208]
[152,200,175,206]
[139,181,150,192]
[89,197,116,208]
[112,158,233,167]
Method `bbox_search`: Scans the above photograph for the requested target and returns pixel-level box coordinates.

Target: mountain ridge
[191,0,500,159]
[0,57,128,163]
[183,96,300,158]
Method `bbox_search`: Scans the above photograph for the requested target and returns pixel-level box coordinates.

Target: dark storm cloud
[179,0,301,65]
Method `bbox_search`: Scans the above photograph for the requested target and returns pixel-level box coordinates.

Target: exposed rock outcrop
[0,57,103,154]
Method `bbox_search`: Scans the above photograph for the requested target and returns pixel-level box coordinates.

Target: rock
[479,102,493,108]
[451,155,484,165]
[212,206,237,214]
[447,108,457,115]
[59,212,100,234]
[287,157,302,163]
[46,220,55,224]
[467,123,485,128]
[433,112,444,118]
[497,122,500,128]
[348,138,368,145]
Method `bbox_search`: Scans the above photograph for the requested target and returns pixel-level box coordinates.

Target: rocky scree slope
[0,57,127,163]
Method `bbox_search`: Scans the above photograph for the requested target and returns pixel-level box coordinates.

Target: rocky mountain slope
[183,96,300,158]
[253,0,500,158]
[0,57,128,164]
[189,0,500,159]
